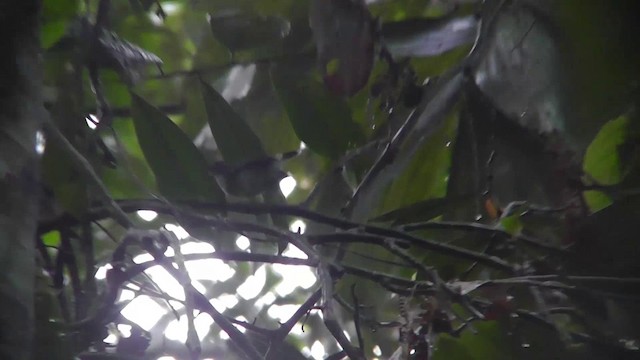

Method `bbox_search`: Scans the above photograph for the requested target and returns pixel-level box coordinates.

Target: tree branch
[40,199,516,272]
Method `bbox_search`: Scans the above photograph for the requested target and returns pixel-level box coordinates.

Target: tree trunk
[0,1,43,359]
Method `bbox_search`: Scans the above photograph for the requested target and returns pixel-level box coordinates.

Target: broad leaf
[42,0,78,48]
[382,15,479,58]
[582,114,633,211]
[378,110,458,217]
[583,114,630,185]
[271,63,365,159]
[131,93,225,201]
[232,64,300,155]
[201,80,267,164]
[202,80,293,197]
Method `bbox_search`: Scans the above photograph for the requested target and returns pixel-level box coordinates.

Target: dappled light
[121,295,166,331]
[22,0,640,359]
[137,209,158,221]
[279,175,297,197]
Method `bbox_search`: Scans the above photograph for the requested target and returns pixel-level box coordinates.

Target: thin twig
[41,199,515,272]
[164,230,201,359]
[81,221,97,318]
[141,232,263,360]
[351,284,365,351]
[42,118,132,229]
[318,262,365,360]
[61,229,84,320]
[265,289,322,360]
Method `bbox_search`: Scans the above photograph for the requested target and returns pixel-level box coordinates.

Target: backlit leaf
[201,80,267,164]
[382,15,478,58]
[131,93,225,201]
[271,63,365,159]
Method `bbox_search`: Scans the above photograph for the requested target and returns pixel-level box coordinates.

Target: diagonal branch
[42,118,132,229]
[40,199,517,272]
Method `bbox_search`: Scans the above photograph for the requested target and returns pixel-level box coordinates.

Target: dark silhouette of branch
[128,252,315,278]
[318,262,365,360]
[265,289,323,360]
[39,199,517,272]
[141,232,263,360]
[42,118,133,229]
[351,285,365,351]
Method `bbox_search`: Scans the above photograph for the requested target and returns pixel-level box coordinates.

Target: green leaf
[42,231,61,247]
[582,113,640,211]
[43,0,78,20]
[232,65,300,155]
[378,110,458,214]
[131,93,225,201]
[583,114,629,185]
[201,80,267,164]
[201,80,293,197]
[271,63,365,159]
[370,196,470,225]
[583,190,613,213]
[42,20,69,49]
[381,15,478,58]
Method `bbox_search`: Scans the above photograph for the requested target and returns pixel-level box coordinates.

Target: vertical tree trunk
[0,1,43,359]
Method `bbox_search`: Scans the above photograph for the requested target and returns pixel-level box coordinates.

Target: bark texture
[0,1,43,359]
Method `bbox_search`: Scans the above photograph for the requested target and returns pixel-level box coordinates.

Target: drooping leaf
[131,93,225,201]
[309,0,375,96]
[232,64,300,155]
[201,80,267,165]
[271,63,365,159]
[201,80,293,197]
[381,15,479,58]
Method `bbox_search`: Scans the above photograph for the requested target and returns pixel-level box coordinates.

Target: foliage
[35,0,640,359]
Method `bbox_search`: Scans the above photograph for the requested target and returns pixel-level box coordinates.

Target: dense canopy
[0,0,639,359]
